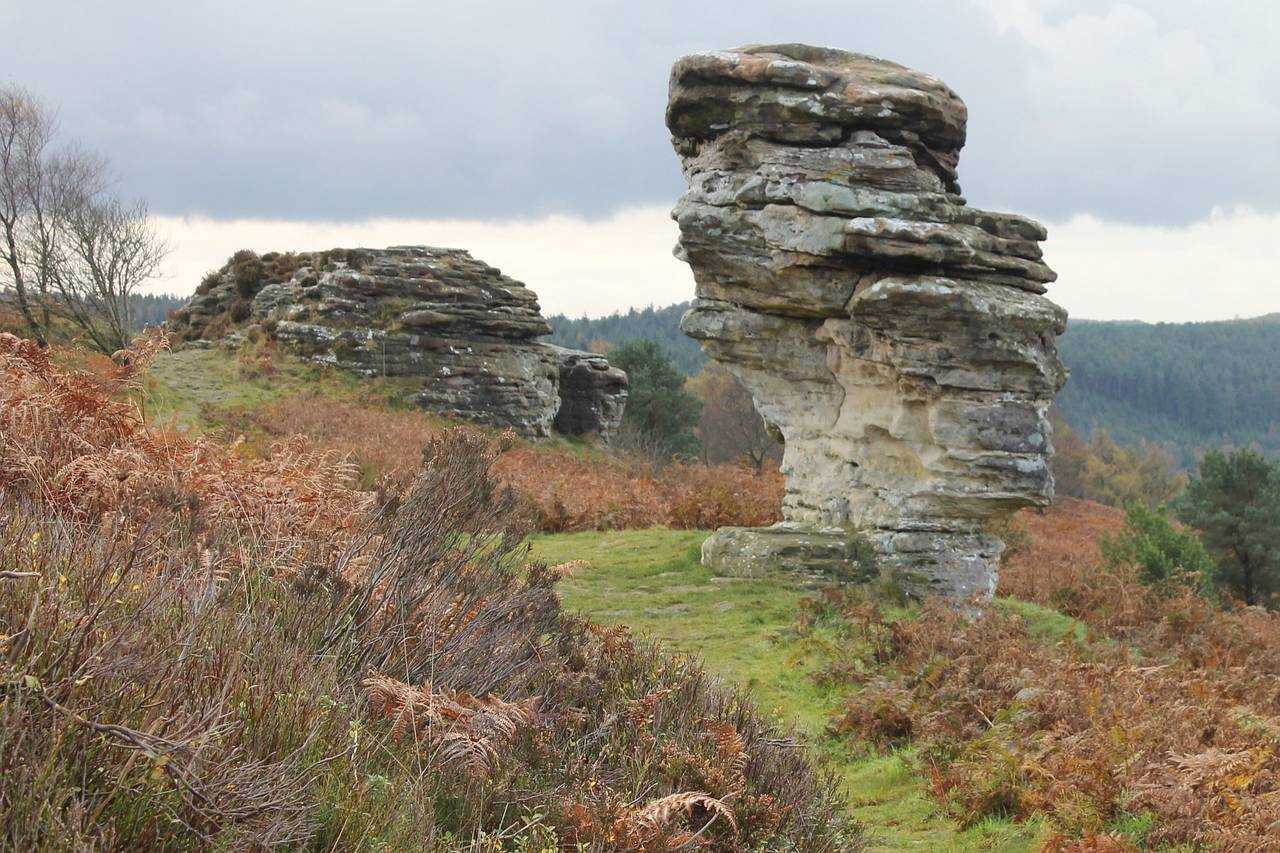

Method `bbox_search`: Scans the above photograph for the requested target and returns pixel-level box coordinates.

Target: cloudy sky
[4,0,1277,322]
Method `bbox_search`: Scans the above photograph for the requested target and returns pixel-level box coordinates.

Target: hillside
[10,335,1280,850]
[549,303,1280,463]
[0,334,850,852]
[1056,317,1280,459]
[546,302,708,376]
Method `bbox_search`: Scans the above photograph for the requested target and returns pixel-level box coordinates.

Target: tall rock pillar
[667,45,1068,602]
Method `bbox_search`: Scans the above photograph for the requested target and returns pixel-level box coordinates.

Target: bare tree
[57,194,170,354]
[689,362,782,470]
[0,84,166,352]
[0,86,57,344]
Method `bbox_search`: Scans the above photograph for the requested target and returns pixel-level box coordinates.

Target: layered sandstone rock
[169,246,628,440]
[667,45,1068,602]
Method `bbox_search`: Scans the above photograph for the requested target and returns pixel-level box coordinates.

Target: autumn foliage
[0,331,371,554]
[820,499,1280,851]
[220,390,785,532]
[0,333,851,852]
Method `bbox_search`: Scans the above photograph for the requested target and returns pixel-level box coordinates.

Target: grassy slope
[146,343,1051,849]
[142,346,325,426]
[531,530,1054,853]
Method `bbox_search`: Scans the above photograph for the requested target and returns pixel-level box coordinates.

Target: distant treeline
[2,289,186,335]
[1056,316,1280,460]
[545,302,708,376]
[131,293,188,330]
[546,302,1280,462]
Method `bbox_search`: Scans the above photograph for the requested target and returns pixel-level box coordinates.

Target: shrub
[1097,501,1214,593]
[0,331,860,852]
[231,250,266,299]
[822,499,1280,849]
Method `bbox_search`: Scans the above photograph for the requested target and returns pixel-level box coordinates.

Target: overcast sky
[4,0,1278,322]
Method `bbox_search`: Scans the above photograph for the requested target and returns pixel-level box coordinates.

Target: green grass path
[530,529,1051,853]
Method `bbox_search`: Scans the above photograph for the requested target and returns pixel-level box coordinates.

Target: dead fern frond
[586,622,635,659]
[361,671,535,774]
[1169,748,1257,788]
[112,327,171,386]
[438,731,500,779]
[543,559,591,580]
[706,720,750,791]
[632,791,737,835]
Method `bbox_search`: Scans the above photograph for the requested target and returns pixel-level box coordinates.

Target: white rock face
[667,45,1068,602]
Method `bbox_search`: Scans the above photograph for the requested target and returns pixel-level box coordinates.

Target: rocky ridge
[169,246,627,439]
[668,45,1068,602]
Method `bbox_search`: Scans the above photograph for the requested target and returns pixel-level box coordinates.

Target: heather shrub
[0,332,859,852]
[821,500,1280,850]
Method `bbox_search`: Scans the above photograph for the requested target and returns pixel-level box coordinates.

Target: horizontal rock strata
[668,44,1068,602]
[170,246,627,440]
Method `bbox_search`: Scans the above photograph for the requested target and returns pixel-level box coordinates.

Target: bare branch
[0,82,163,353]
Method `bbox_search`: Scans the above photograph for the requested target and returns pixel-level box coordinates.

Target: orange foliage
[493,450,783,532]
[998,498,1125,604]
[0,332,373,561]
[824,496,1280,850]
[237,393,785,531]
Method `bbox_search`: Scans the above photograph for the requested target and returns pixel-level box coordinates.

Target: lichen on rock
[169,245,627,441]
[667,44,1068,603]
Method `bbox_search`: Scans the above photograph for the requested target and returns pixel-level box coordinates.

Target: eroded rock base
[701,525,877,587]
[702,525,1000,601]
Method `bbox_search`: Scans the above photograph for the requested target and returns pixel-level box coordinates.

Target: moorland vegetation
[5,324,1280,852]
[0,332,853,851]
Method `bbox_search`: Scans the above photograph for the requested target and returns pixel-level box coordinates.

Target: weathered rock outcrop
[169,246,627,440]
[547,345,630,438]
[667,45,1068,602]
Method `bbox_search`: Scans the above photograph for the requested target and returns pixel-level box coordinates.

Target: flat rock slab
[702,525,878,586]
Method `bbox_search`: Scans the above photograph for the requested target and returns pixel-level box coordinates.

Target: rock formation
[169,246,628,440]
[667,44,1068,602]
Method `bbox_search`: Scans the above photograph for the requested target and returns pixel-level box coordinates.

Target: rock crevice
[668,45,1068,602]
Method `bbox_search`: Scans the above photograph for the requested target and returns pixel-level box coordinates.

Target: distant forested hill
[1056,316,1280,459]
[545,303,1280,460]
[545,303,708,376]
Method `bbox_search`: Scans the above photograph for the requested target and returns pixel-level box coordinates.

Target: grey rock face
[700,524,878,587]
[547,346,629,439]
[667,45,1068,603]
[169,246,627,440]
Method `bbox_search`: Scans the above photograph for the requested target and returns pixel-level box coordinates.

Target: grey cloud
[4,0,1276,226]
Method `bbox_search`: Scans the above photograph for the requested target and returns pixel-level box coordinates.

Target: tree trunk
[1241,554,1256,606]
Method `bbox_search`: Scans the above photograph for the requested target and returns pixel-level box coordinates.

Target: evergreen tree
[545,303,708,376]
[610,339,702,462]
[1098,502,1214,594]
[129,293,187,330]
[1175,448,1280,606]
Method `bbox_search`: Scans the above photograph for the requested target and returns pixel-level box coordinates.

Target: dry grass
[219,390,785,532]
[821,499,1280,852]
[0,332,857,852]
